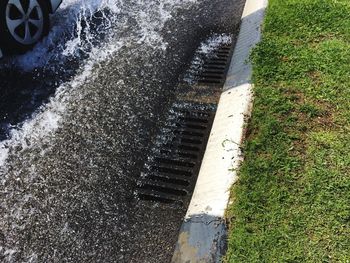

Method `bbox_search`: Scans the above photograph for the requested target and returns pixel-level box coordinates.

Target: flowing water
[0,0,246,261]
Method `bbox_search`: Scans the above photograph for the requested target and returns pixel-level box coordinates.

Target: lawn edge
[171,0,268,262]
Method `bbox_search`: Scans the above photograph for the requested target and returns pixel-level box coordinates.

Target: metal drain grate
[136,41,235,206]
[197,43,233,85]
[135,103,215,206]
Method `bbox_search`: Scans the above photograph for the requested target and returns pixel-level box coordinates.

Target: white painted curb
[172,0,268,262]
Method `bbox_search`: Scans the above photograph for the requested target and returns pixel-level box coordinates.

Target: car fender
[49,0,62,13]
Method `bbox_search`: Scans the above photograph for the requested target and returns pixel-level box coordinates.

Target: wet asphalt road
[0,0,245,262]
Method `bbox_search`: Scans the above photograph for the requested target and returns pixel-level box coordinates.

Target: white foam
[184,33,233,84]
[0,0,199,170]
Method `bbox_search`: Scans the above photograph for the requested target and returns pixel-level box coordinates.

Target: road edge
[171,0,268,262]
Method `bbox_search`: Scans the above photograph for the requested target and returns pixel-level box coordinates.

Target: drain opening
[155,158,195,168]
[135,103,216,205]
[140,183,188,196]
[198,79,222,84]
[173,130,204,138]
[181,123,207,130]
[174,109,211,118]
[137,192,183,206]
[151,166,193,177]
[178,138,202,145]
[163,143,200,153]
[195,44,234,85]
[200,73,224,78]
[202,70,225,75]
[178,117,209,124]
[159,149,198,160]
[176,144,200,152]
[204,64,226,68]
[148,174,190,186]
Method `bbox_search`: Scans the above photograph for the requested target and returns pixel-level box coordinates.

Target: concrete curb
[172,0,268,262]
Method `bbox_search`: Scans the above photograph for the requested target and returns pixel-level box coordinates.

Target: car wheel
[0,0,50,54]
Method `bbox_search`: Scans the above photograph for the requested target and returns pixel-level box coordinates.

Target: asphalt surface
[0,0,245,262]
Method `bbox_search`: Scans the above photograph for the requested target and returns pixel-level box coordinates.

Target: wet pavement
[0,0,246,262]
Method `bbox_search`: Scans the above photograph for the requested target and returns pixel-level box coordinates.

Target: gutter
[171,0,269,262]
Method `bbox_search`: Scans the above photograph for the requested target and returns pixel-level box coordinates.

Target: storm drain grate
[196,43,234,85]
[136,40,235,206]
[135,103,216,206]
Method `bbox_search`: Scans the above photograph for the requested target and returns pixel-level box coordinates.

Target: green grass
[225,0,350,262]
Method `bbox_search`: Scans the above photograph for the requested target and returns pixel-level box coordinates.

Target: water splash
[0,0,198,170]
[184,33,232,85]
[0,0,198,71]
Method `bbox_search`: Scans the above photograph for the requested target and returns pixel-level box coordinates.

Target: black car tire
[0,0,50,54]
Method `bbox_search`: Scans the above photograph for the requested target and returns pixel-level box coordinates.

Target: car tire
[0,0,50,54]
